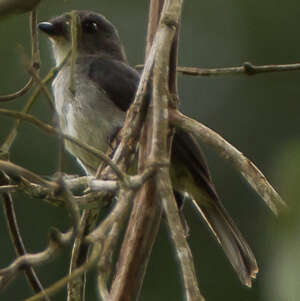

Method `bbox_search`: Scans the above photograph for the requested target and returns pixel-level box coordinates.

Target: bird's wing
[83,56,140,111]
[172,127,219,201]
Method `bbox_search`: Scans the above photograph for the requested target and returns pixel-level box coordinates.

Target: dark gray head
[39,10,127,64]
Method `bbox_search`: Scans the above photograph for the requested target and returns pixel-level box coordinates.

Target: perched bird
[39,10,258,287]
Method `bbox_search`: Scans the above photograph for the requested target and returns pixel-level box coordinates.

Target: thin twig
[55,178,81,236]
[0,160,55,189]
[0,185,19,193]
[136,61,300,77]
[0,9,40,102]
[0,229,73,290]
[69,11,78,96]
[159,171,205,301]
[0,109,127,183]
[0,173,50,301]
[25,241,103,301]
[0,78,34,102]
[96,191,135,301]
[1,50,71,154]
[30,9,40,71]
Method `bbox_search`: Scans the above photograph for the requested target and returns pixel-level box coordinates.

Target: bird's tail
[192,197,258,287]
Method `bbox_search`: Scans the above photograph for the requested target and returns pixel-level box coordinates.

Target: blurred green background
[1,0,300,300]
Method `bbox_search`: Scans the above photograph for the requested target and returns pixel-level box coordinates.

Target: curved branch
[0,109,127,183]
[0,173,49,300]
[170,110,286,215]
[0,229,73,290]
[0,78,34,102]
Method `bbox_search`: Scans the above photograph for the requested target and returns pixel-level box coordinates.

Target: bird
[39,10,258,289]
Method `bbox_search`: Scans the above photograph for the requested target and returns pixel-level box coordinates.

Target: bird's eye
[83,21,98,34]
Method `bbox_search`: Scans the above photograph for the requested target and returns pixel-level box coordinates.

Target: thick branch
[109,2,165,300]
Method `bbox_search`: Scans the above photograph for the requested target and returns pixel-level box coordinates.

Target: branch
[159,171,205,301]
[0,10,40,101]
[1,49,71,154]
[25,242,102,301]
[0,160,55,189]
[0,0,41,18]
[170,110,286,215]
[0,173,49,301]
[109,1,165,300]
[137,61,300,77]
[176,61,300,76]
[0,229,73,290]
[0,109,127,183]
[149,2,204,299]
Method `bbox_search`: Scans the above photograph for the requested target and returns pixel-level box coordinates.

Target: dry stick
[150,2,204,300]
[0,10,40,102]
[96,190,134,301]
[0,185,18,193]
[67,13,89,301]
[0,78,34,102]
[159,172,206,301]
[92,2,167,297]
[27,192,134,301]
[1,50,71,155]
[0,229,73,290]
[54,179,81,237]
[30,9,40,71]
[175,61,300,76]
[0,160,55,189]
[136,61,300,77]
[0,174,50,301]
[170,110,286,215]
[109,2,165,301]
[25,241,103,301]
[0,109,126,183]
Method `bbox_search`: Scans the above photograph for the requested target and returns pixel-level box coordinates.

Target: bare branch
[1,173,49,301]
[109,1,165,299]
[0,109,127,183]
[1,50,71,154]
[170,110,286,215]
[25,242,102,301]
[136,61,300,77]
[149,2,204,299]
[159,171,205,301]
[0,10,40,101]
[0,0,41,18]
[0,78,34,102]
[176,61,300,76]
[0,185,18,193]
[89,180,118,192]
[54,178,81,237]
[0,229,73,290]
[0,160,55,189]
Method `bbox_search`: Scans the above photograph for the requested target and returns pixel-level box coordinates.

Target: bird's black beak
[38,22,57,36]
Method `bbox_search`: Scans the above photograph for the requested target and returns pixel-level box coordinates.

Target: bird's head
[39,10,127,64]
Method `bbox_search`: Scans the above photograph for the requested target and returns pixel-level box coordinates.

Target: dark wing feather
[172,127,219,201]
[83,56,140,111]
